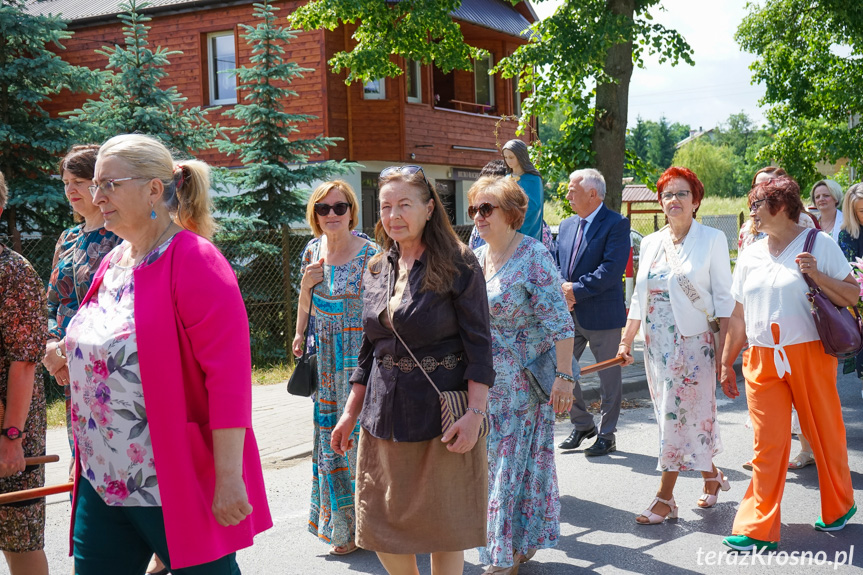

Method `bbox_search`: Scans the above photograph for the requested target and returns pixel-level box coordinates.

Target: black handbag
[287,302,317,397]
[802,229,863,359]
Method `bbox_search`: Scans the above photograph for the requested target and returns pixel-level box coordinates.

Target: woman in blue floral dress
[42,145,122,454]
[293,181,376,556]
[469,177,575,575]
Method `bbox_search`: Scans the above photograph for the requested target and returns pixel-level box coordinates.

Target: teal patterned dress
[301,239,377,547]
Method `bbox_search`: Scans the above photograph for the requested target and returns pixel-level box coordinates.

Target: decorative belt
[380,353,462,374]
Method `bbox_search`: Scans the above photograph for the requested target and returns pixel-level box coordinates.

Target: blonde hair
[841,183,863,239]
[305,180,359,237]
[811,179,843,208]
[98,134,216,239]
[467,176,527,230]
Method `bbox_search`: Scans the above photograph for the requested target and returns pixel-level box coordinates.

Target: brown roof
[622,184,655,203]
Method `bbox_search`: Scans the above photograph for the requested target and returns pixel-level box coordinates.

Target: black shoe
[584,437,616,457]
[558,426,597,450]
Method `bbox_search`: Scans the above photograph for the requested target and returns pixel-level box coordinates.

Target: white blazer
[628,220,735,337]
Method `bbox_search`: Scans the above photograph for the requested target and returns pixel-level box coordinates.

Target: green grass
[698,196,749,216]
[47,397,66,429]
[252,363,295,385]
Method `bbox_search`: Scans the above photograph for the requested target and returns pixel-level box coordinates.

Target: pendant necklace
[484,231,518,279]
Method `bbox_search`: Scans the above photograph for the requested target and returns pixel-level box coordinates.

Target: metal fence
[3,218,743,366]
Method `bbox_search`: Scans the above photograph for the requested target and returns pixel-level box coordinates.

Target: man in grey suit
[554,169,630,456]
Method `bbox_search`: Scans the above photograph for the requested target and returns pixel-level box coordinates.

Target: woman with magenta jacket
[63,134,271,573]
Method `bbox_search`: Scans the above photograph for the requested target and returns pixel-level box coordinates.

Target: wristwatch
[55,344,66,358]
[1,427,25,440]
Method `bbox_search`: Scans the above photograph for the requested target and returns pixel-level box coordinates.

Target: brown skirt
[355,428,488,554]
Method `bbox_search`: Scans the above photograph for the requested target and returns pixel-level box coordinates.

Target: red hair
[748,176,803,223]
[656,166,705,217]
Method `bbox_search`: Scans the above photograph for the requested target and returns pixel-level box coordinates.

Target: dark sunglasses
[314,202,350,216]
[468,203,499,219]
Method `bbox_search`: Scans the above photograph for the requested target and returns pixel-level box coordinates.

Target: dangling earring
[150,203,157,220]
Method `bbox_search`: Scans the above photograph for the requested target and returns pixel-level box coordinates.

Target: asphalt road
[11,371,863,575]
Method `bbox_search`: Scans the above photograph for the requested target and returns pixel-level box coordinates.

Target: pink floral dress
[643,247,723,472]
[66,238,174,506]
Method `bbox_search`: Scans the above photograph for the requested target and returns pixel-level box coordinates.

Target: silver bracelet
[555,371,576,383]
[466,407,487,417]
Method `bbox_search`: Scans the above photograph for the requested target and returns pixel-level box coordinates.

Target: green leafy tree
[290,1,693,212]
[736,0,863,190]
[215,0,350,228]
[647,116,676,170]
[68,0,221,157]
[713,111,774,195]
[0,0,102,246]
[627,116,651,165]
[672,139,736,197]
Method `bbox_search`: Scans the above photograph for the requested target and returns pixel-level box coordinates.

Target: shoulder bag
[661,230,720,333]
[287,301,317,397]
[801,229,863,359]
[386,269,489,439]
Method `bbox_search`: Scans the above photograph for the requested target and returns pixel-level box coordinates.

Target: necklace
[669,226,690,245]
[114,223,175,301]
[484,231,518,278]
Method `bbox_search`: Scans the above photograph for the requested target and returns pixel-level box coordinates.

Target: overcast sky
[531,0,766,131]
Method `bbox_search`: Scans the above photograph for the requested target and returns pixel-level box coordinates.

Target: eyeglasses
[379,165,426,180]
[660,190,691,202]
[468,203,499,219]
[88,177,150,197]
[750,198,767,212]
[314,202,350,217]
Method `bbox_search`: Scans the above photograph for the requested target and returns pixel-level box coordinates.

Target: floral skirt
[644,293,722,472]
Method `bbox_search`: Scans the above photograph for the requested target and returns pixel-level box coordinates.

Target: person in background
[65,134,271,573]
[837,182,863,398]
[293,181,377,556]
[0,170,50,575]
[720,175,856,552]
[470,176,575,574]
[469,160,554,254]
[811,179,844,241]
[555,169,631,457]
[619,167,734,524]
[501,139,544,242]
[332,165,494,575]
[42,145,123,452]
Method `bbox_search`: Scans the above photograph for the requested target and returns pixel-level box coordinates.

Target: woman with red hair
[619,167,735,524]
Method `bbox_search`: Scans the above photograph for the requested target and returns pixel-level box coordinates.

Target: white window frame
[474,54,495,108]
[406,60,422,103]
[512,76,522,116]
[363,78,386,100]
[207,31,237,105]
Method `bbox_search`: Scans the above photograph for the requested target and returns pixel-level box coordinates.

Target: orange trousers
[732,340,855,542]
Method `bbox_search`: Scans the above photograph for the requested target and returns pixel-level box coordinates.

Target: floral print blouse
[66,237,174,507]
[47,225,123,340]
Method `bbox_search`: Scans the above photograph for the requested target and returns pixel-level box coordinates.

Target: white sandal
[698,468,730,508]
[635,496,678,524]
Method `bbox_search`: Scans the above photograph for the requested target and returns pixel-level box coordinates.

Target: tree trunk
[7,206,22,253]
[592,0,635,213]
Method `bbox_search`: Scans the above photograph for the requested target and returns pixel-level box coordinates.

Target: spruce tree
[214,0,349,228]
[69,0,221,158]
[0,0,101,245]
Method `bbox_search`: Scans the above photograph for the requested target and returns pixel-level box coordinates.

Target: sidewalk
[43,334,740,491]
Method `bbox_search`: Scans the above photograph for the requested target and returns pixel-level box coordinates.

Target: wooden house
[29,0,538,228]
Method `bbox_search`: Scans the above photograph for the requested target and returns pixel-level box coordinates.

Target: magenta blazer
[70,230,272,568]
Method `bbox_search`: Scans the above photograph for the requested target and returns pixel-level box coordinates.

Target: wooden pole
[281,224,293,362]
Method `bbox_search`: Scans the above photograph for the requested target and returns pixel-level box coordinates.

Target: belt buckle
[441,354,459,370]
[397,357,414,373]
[420,356,438,373]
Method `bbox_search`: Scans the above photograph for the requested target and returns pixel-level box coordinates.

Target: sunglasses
[379,165,426,180]
[468,203,499,219]
[314,202,350,216]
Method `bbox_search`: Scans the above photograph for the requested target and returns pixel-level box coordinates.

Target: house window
[207,32,237,105]
[474,54,494,108]
[406,60,421,103]
[363,78,386,100]
[512,76,522,116]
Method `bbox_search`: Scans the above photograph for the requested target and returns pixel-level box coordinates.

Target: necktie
[568,218,587,279]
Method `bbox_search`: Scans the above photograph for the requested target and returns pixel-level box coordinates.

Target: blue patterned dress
[475,236,575,568]
[301,239,377,547]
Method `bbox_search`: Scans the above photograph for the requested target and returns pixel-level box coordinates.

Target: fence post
[281,225,294,362]
[739,211,744,228]
[653,214,658,232]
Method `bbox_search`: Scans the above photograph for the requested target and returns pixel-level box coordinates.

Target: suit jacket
[628,220,735,337]
[555,204,630,331]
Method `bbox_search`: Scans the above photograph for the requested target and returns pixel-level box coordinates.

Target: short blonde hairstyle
[811,179,843,208]
[305,180,359,237]
[467,176,528,230]
[841,183,863,239]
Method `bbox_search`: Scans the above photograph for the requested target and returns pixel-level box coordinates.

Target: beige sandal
[635,496,678,524]
[788,451,815,469]
[698,468,730,508]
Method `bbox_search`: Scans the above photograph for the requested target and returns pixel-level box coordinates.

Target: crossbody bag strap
[385,265,445,399]
[661,229,710,315]
[801,228,820,292]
